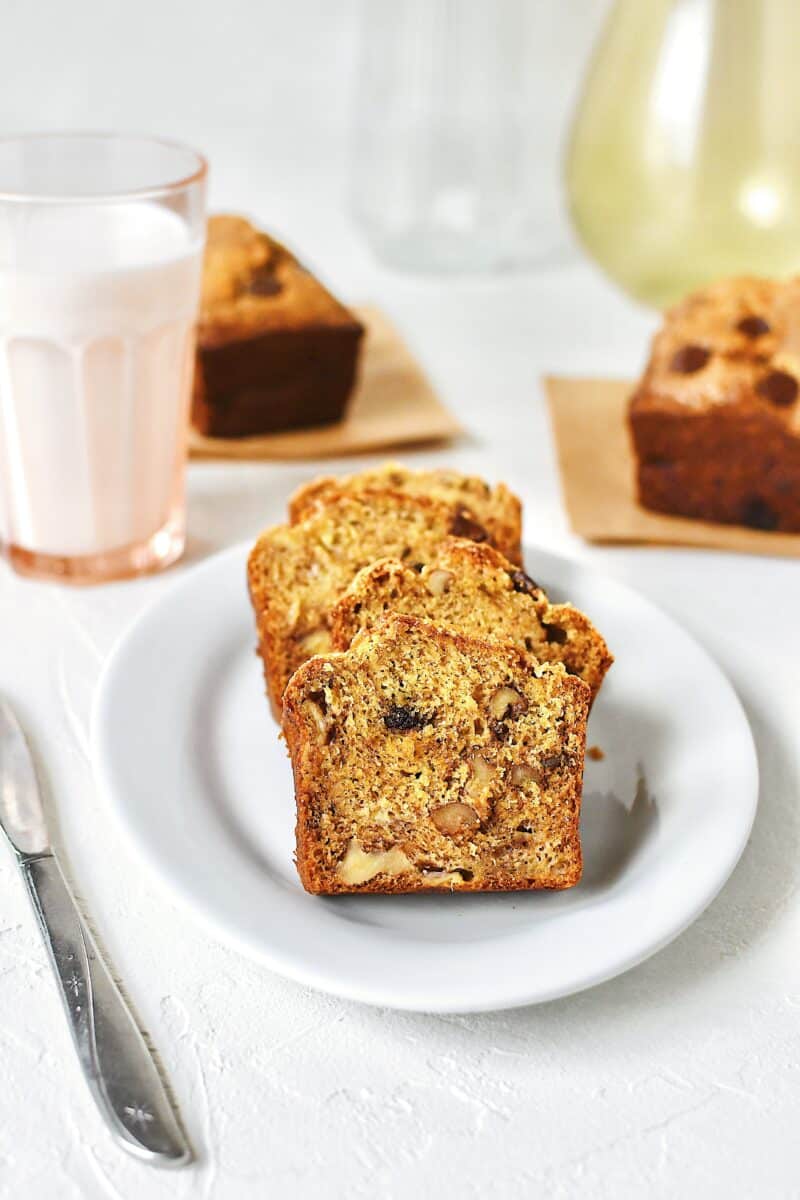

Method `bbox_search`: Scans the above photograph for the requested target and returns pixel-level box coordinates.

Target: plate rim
[91,541,759,1013]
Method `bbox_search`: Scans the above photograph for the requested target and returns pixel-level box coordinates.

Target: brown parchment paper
[544,375,800,559]
[189,306,462,461]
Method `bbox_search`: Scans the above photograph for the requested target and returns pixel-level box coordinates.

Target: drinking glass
[0,133,207,583]
[350,0,531,272]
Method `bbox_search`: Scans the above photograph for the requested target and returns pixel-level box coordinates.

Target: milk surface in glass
[0,202,203,557]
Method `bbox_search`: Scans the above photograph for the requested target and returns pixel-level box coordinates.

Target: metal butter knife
[0,699,191,1166]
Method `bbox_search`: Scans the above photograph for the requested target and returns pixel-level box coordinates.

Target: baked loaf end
[288,462,523,564]
[248,490,498,716]
[629,275,800,531]
[283,614,590,895]
[193,215,363,438]
[330,538,612,702]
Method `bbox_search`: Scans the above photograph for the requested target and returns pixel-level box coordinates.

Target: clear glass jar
[351,0,530,273]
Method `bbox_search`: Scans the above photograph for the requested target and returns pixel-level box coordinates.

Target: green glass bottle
[566,0,800,308]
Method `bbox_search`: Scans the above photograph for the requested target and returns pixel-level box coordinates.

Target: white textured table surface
[3,2,799,1192]
[1,238,799,1198]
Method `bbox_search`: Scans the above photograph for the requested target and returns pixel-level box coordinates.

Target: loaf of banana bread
[283,614,589,894]
[193,215,364,437]
[629,276,800,531]
[330,538,612,702]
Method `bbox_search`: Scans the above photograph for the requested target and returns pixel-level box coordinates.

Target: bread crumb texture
[283,615,590,894]
[248,489,511,714]
[331,538,612,702]
[288,462,523,564]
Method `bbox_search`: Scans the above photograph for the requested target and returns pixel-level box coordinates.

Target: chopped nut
[488,686,527,721]
[420,865,472,885]
[465,753,494,799]
[336,840,413,885]
[425,568,454,597]
[301,698,330,743]
[510,762,542,786]
[299,628,331,656]
[431,802,480,837]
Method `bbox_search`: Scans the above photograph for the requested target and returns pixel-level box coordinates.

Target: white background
[1,2,799,1198]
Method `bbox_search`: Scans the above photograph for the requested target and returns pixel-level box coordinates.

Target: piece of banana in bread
[248,490,497,714]
[288,462,523,564]
[283,614,589,894]
[330,538,612,702]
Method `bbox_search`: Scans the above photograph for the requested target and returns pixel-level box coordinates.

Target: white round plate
[92,543,758,1013]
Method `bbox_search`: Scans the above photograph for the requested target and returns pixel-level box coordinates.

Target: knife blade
[0,698,191,1165]
[0,700,50,857]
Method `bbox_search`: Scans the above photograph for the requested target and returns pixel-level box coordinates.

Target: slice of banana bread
[248,490,494,715]
[288,462,523,564]
[283,614,590,894]
[330,538,612,702]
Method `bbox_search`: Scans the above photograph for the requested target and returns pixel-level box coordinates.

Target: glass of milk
[0,134,207,582]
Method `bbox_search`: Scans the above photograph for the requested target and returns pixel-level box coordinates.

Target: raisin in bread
[629,276,800,531]
[330,538,612,702]
[288,462,523,564]
[193,215,363,437]
[283,614,589,894]
[248,490,495,715]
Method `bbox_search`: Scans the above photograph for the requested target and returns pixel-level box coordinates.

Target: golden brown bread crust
[288,463,523,564]
[193,215,363,437]
[283,615,589,895]
[198,215,362,341]
[629,276,800,531]
[330,538,612,702]
[247,490,499,717]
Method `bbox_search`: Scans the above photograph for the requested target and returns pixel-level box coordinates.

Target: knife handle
[21,852,191,1165]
